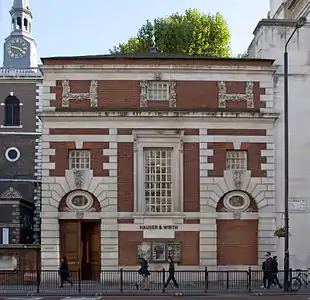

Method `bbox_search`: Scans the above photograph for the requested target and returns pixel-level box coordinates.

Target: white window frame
[134,130,183,215]
[147,81,169,101]
[69,150,91,170]
[226,150,247,170]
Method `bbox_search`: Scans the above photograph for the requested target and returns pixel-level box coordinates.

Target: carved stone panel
[232,170,245,190]
[73,170,85,189]
[0,187,22,199]
[139,80,148,107]
[218,81,254,108]
[62,80,98,107]
[168,81,177,108]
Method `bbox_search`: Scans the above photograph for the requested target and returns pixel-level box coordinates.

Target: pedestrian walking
[264,252,274,289]
[271,256,283,289]
[262,252,269,288]
[59,256,73,288]
[135,256,150,290]
[164,256,179,289]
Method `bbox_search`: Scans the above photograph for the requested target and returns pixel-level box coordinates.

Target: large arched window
[4,96,20,126]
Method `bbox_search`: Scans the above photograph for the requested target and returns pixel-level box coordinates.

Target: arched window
[17,17,21,30]
[12,19,15,31]
[4,96,20,126]
[24,18,28,31]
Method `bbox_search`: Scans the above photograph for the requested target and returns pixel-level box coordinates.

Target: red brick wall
[176,81,265,110]
[183,143,200,212]
[118,231,199,266]
[50,79,266,110]
[117,142,134,212]
[207,129,266,136]
[50,80,140,109]
[49,141,109,177]
[207,142,266,177]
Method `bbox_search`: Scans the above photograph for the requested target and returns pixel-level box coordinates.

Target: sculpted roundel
[58,190,101,213]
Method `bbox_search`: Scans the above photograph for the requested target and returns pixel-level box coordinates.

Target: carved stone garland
[218,81,254,108]
[140,81,148,107]
[232,169,244,190]
[73,170,85,189]
[62,80,98,107]
[140,73,177,108]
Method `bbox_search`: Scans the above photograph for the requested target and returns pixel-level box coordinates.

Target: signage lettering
[139,225,178,230]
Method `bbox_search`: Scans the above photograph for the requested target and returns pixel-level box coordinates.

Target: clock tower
[3,0,37,69]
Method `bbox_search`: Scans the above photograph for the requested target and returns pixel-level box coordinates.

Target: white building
[248,0,310,268]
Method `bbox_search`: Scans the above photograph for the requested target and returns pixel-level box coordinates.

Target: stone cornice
[39,64,277,75]
[252,18,309,35]
[39,109,279,121]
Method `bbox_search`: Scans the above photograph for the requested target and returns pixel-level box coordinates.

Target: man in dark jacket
[59,256,73,288]
[164,256,179,289]
[271,256,282,289]
[263,252,274,289]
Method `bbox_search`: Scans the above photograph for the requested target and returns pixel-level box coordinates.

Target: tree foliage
[110,9,231,57]
[236,52,248,58]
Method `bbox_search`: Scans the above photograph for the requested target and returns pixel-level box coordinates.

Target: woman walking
[59,256,73,288]
[136,256,151,290]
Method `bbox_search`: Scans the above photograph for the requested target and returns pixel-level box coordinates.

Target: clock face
[6,38,29,59]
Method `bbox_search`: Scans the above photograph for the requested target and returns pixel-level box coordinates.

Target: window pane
[4,104,20,126]
[152,242,166,261]
[226,151,247,170]
[69,150,91,169]
[147,82,169,100]
[144,148,173,213]
[167,242,181,262]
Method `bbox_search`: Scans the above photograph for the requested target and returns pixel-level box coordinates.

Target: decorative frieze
[218,81,254,108]
[62,80,98,107]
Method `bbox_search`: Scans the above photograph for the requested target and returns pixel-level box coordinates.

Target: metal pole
[283,50,289,292]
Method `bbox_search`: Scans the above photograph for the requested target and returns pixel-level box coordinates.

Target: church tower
[3,0,37,68]
[0,0,42,247]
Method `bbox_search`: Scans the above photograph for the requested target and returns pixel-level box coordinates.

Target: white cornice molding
[40,64,276,74]
[39,110,279,121]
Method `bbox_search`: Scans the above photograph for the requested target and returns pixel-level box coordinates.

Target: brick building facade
[39,55,278,276]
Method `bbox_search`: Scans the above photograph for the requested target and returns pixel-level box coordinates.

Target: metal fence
[0,268,308,295]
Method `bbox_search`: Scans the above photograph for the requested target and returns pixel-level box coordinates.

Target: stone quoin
[39,54,277,277]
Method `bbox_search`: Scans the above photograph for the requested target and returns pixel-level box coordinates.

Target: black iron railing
[0,268,306,295]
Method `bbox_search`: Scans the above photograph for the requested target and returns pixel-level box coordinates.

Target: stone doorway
[59,220,101,280]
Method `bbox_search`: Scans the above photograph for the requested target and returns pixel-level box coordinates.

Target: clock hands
[10,45,26,54]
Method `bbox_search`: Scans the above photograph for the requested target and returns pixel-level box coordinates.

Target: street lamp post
[283,16,307,292]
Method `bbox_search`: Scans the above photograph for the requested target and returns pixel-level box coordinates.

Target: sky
[0,0,270,64]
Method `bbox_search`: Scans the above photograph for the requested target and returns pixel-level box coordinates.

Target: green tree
[110,9,231,57]
[236,52,248,58]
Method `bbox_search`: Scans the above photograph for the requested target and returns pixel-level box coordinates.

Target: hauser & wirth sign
[139,225,179,230]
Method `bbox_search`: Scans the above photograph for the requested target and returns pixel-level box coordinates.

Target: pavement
[0,280,309,298]
[0,296,310,299]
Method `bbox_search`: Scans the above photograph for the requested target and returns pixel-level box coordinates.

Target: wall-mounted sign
[139,225,178,230]
[288,198,308,211]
